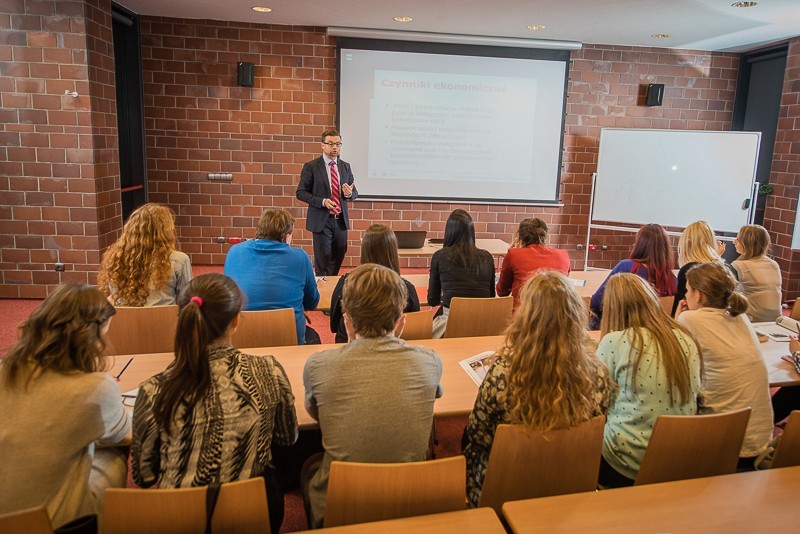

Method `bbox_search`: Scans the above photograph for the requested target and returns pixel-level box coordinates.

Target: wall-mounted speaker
[646,83,664,106]
[237,61,254,87]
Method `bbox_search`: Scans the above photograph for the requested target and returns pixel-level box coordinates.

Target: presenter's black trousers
[312,214,347,276]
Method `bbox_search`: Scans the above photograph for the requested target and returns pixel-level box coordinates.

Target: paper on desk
[754,318,799,342]
[569,278,587,287]
[459,351,498,386]
[122,388,139,398]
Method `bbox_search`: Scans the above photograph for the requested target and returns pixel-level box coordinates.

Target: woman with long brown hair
[0,284,130,529]
[732,224,782,322]
[131,273,298,532]
[463,271,611,506]
[98,203,192,306]
[598,273,701,487]
[590,223,677,328]
[329,224,420,342]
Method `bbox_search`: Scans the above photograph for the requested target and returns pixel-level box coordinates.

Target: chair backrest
[635,407,751,486]
[105,478,269,534]
[400,309,434,340]
[324,456,466,528]
[232,309,298,348]
[771,410,800,469]
[0,506,52,534]
[104,305,179,355]
[659,295,675,316]
[444,296,513,338]
[791,298,800,321]
[478,415,605,512]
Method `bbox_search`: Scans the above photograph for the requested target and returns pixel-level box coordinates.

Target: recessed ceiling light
[251,6,272,13]
[527,25,546,30]
[731,1,758,7]
[651,33,671,39]
[393,16,413,23]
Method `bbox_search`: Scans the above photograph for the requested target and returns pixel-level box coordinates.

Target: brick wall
[139,20,739,270]
[0,0,120,298]
[763,37,800,300]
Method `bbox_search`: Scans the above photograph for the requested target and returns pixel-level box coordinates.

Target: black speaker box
[237,61,254,87]
[646,83,664,106]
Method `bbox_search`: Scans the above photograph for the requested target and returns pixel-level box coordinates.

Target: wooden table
[297,508,505,533]
[108,329,798,429]
[397,238,510,257]
[502,466,800,533]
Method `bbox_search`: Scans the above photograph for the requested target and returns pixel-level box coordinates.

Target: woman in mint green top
[597,273,702,486]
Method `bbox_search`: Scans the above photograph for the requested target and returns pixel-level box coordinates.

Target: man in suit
[296,129,358,275]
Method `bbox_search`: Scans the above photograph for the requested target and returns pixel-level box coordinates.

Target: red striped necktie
[329,160,342,215]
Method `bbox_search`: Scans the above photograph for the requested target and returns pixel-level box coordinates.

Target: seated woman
[0,284,130,529]
[496,217,570,309]
[428,209,496,338]
[132,273,299,533]
[464,271,611,507]
[732,224,782,322]
[672,220,736,316]
[98,203,192,306]
[597,273,701,487]
[590,223,677,329]
[675,262,773,467]
[329,224,420,343]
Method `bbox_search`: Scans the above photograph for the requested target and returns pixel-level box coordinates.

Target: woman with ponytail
[496,217,570,309]
[132,274,298,531]
[675,262,773,466]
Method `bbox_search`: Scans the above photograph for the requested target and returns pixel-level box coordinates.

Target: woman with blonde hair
[732,224,782,322]
[463,271,611,506]
[598,273,701,487]
[672,220,736,316]
[0,284,130,528]
[98,203,192,306]
[675,262,773,467]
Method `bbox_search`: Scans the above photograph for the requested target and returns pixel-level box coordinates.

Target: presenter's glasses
[322,142,343,147]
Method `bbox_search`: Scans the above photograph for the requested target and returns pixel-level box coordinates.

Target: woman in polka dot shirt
[596,273,702,487]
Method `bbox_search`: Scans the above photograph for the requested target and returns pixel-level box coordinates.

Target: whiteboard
[593,129,760,234]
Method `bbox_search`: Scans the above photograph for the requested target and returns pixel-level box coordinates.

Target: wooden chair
[104,305,179,355]
[400,309,434,340]
[324,456,466,528]
[771,410,800,469]
[0,506,52,534]
[790,298,800,321]
[634,407,751,486]
[105,478,269,534]
[478,415,605,513]
[232,308,298,348]
[444,296,513,338]
[659,295,675,316]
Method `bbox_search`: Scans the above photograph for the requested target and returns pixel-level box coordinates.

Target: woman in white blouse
[732,224,782,322]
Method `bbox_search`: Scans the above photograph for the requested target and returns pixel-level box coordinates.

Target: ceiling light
[651,33,671,39]
[731,2,758,7]
[393,16,413,23]
[527,25,546,30]
[251,6,272,13]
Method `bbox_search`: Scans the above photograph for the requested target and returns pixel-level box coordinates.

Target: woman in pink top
[497,218,570,309]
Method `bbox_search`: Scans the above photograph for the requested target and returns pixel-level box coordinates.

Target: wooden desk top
[397,238,510,257]
[502,466,800,534]
[298,508,506,533]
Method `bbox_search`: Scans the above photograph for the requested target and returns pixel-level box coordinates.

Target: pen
[115,357,134,381]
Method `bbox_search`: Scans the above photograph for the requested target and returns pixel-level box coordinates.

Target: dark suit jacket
[295,156,358,232]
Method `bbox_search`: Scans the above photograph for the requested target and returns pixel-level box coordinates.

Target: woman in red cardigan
[496,218,570,309]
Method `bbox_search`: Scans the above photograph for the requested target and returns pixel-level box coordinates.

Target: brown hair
[600,273,698,407]
[342,263,408,338]
[686,262,749,317]
[321,129,341,141]
[153,273,242,433]
[2,283,115,388]
[256,208,294,242]
[360,224,401,274]
[501,271,608,431]
[629,223,676,296]
[517,218,549,246]
[97,203,177,306]
[737,224,771,260]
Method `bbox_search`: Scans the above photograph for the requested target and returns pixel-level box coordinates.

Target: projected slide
[339,46,568,204]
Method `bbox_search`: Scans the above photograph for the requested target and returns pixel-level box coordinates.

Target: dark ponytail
[153,273,242,433]
[686,262,749,317]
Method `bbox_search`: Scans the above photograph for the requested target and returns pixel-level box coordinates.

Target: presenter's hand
[342,182,353,197]
[323,198,336,211]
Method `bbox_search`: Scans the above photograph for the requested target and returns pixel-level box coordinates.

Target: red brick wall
[763,37,800,300]
[0,0,120,298]
[139,20,739,270]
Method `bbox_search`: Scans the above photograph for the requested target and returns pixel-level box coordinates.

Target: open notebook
[754,316,800,342]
